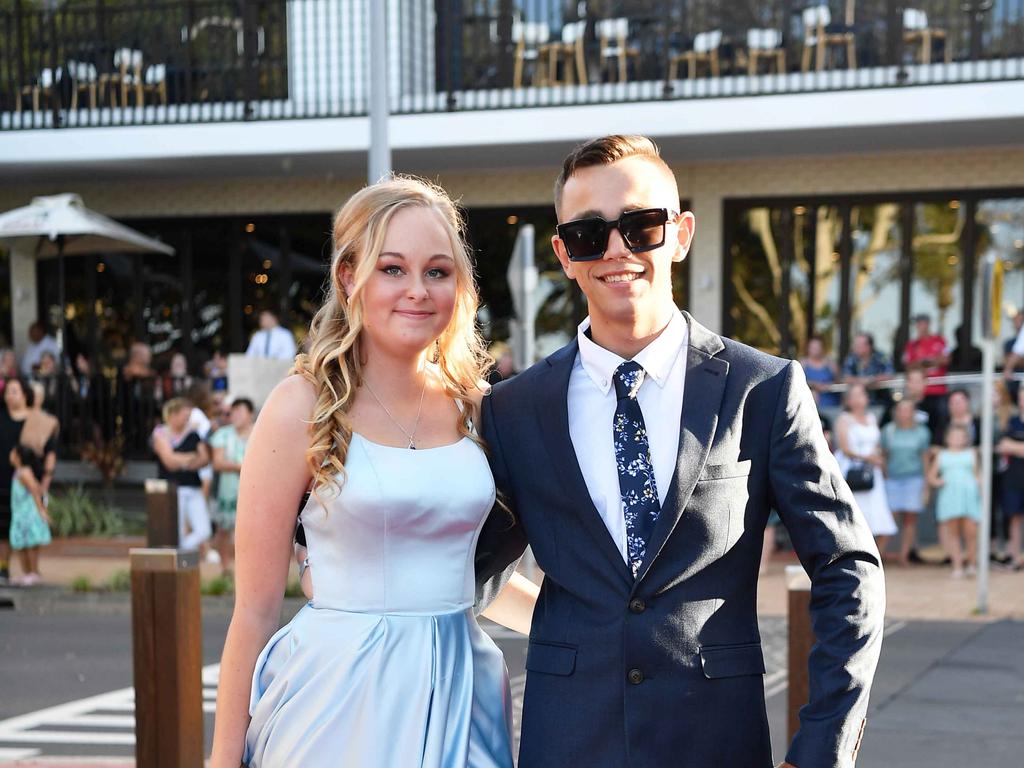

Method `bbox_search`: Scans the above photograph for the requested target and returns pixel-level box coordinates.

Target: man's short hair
[554,135,677,219]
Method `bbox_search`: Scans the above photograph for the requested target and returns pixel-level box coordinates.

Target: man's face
[914,319,929,339]
[853,335,870,357]
[28,325,43,343]
[259,311,277,331]
[552,157,694,332]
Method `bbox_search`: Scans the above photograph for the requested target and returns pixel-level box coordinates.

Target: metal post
[368,0,391,182]
[506,224,537,372]
[785,564,814,744]
[978,337,994,613]
[130,548,203,768]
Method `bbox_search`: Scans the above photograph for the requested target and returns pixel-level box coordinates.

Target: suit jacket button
[629,598,646,614]
[628,668,644,685]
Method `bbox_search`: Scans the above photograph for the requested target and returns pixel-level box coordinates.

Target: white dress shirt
[567,310,689,562]
[246,326,297,361]
[1013,323,1024,357]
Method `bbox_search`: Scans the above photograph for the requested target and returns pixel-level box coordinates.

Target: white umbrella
[0,193,175,357]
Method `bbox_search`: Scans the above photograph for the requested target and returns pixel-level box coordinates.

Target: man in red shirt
[903,314,950,400]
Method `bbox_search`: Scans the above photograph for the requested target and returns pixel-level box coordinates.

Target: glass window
[849,203,903,363]
[911,200,965,367]
[975,198,1024,357]
[807,205,843,358]
[728,206,786,355]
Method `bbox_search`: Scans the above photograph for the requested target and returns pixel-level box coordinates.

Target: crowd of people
[0,309,296,585]
[151,394,255,578]
[782,311,1024,577]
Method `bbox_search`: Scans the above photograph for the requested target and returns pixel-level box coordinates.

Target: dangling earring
[431,340,441,364]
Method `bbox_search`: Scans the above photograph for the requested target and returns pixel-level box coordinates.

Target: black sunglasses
[557,207,677,262]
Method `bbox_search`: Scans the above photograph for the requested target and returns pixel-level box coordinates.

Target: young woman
[209,397,255,578]
[151,398,211,551]
[211,177,538,768]
[881,398,931,566]
[0,377,32,584]
[835,382,898,554]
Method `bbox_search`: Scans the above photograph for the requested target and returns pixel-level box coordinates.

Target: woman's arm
[18,467,50,523]
[211,446,242,473]
[152,432,183,471]
[835,414,856,459]
[927,451,944,487]
[210,376,316,768]
[481,572,541,635]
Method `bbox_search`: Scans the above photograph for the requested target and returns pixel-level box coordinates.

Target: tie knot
[613,361,645,400]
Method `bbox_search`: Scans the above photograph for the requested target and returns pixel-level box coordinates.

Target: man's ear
[552,235,577,281]
[672,211,696,263]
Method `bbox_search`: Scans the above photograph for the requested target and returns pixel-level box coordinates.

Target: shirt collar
[576,310,688,395]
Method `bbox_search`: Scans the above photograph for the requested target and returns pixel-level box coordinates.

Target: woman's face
[0,351,16,373]
[895,400,916,427]
[170,354,187,377]
[946,428,968,450]
[846,385,868,412]
[4,380,26,411]
[948,392,970,419]
[230,404,253,430]
[807,338,823,359]
[167,408,190,432]
[351,206,459,360]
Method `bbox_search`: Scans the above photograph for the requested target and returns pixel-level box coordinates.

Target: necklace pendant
[408,441,416,450]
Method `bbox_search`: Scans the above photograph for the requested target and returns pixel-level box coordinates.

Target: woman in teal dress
[928,424,981,578]
[8,444,51,585]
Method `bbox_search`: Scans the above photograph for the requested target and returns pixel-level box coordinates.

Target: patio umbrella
[0,193,175,359]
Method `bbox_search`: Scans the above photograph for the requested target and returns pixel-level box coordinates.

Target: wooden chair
[801,5,856,72]
[669,29,722,80]
[543,20,588,86]
[596,18,640,83]
[142,63,168,105]
[16,68,58,113]
[903,9,951,65]
[745,28,786,75]
[99,48,144,107]
[492,19,551,88]
[67,61,98,110]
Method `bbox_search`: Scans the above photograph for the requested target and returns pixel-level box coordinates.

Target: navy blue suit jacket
[475,313,885,768]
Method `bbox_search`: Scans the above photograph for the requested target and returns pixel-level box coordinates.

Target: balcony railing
[2,0,1022,130]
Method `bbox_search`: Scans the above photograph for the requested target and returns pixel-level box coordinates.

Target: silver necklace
[361,375,428,449]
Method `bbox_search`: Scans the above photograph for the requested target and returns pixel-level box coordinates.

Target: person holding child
[929,424,982,578]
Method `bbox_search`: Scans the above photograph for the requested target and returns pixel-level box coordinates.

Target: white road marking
[0,748,41,764]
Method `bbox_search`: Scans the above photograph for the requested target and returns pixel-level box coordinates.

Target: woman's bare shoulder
[256,375,318,434]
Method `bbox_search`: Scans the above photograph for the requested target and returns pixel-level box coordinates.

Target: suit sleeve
[473,389,528,615]
[769,361,886,768]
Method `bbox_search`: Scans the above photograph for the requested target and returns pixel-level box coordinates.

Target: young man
[476,135,885,768]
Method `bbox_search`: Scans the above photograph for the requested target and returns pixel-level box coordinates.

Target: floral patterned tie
[613,361,660,577]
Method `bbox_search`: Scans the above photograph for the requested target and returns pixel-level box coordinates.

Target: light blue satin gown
[244,432,514,767]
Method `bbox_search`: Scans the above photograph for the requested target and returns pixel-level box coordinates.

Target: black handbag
[845,462,874,492]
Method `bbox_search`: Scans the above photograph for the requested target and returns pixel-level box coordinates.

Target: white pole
[368,1,391,183]
[977,337,995,614]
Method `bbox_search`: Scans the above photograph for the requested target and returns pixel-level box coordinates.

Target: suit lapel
[536,341,633,583]
[634,313,728,586]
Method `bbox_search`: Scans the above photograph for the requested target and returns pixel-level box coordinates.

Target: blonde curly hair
[291,175,489,493]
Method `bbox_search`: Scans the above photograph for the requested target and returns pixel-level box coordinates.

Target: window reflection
[810,206,843,357]
[850,203,902,361]
[975,198,1024,354]
[912,200,966,368]
[729,206,785,355]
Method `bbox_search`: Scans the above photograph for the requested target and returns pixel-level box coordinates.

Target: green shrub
[70,575,92,593]
[106,569,131,592]
[47,485,125,538]
[201,575,234,596]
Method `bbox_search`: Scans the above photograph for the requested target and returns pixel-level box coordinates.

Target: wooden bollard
[145,478,178,548]
[130,548,203,768]
[786,564,814,744]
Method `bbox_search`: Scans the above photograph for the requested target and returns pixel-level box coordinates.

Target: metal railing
[2,1,1022,128]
